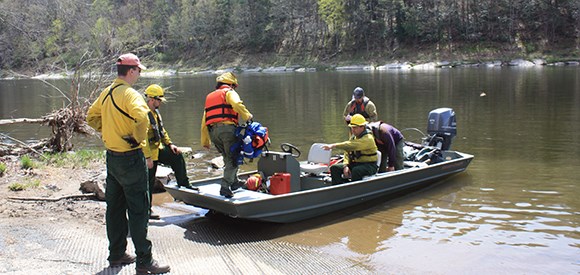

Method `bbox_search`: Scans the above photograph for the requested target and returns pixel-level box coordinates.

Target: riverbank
[2,52,580,80]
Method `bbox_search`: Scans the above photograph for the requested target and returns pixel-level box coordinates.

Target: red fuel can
[270,173,291,195]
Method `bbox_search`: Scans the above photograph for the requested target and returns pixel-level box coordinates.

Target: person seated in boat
[367,121,405,172]
[322,114,378,184]
[343,87,378,124]
[143,84,197,219]
[201,72,253,198]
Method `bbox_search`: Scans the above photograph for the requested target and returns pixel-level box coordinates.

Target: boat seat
[300,143,332,175]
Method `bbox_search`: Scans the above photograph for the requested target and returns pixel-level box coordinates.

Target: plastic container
[270,173,291,195]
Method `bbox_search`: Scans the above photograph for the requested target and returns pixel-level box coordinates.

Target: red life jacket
[204,86,239,125]
[348,97,370,118]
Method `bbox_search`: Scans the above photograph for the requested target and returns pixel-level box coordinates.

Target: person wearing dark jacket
[368,121,405,172]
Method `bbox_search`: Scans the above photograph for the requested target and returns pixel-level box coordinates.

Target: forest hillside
[1,0,579,74]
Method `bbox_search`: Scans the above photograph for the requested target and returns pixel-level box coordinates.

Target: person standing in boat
[367,121,405,172]
[143,84,197,220]
[343,87,378,123]
[322,114,378,184]
[86,53,170,274]
[201,72,253,198]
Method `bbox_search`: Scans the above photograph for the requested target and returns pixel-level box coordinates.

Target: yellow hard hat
[348,114,368,127]
[216,72,238,86]
[145,84,166,102]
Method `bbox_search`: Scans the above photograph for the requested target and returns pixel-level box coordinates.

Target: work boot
[178,183,199,191]
[219,186,233,198]
[149,210,160,220]
[136,260,170,274]
[108,253,136,267]
[230,179,246,191]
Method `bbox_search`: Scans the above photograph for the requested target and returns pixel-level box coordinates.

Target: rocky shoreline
[3,57,579,80]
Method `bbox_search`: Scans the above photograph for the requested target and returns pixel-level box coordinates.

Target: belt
[208,122,233,130]
[107,149,139,156]
[210,122,232,127]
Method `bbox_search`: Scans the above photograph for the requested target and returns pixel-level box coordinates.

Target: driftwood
[0,118,47,125]
[0,105,93,155]
[7,193,96,202]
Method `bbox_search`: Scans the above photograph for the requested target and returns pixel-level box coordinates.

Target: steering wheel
[280,143,301,158]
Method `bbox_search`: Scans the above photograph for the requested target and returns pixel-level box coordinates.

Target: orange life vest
[204,86,239,126]
[348,97,370,118]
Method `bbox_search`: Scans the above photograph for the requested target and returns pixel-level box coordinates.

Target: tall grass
[41,149,105,168]
[20,155,35,169]
[0,162,6,175]
[8,178,41,191]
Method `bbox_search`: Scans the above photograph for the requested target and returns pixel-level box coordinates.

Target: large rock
[336,65,374,71]
[508,59,535,66]
[80,171,106,201]
[80,166,173,200]
[211,156,225,169]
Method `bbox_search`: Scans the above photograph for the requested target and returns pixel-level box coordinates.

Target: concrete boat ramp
[0,201,370,274]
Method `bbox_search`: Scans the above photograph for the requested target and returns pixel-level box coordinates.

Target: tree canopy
[1,0,578,72]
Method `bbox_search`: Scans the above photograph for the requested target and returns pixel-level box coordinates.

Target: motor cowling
[424,108,456,150]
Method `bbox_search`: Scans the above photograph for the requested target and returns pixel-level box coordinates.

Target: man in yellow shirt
[201,72,253,198]
[86,53,170,274]
[322,114,378,184]
[143,84,196,219]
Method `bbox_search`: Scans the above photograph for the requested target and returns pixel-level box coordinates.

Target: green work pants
[330,162,378,184]
[378,139,405,172]
[208,124,240,188]
[148,145,190,201]
[105,150,152,266]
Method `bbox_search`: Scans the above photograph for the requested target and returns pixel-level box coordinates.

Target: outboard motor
[423,108,456,150]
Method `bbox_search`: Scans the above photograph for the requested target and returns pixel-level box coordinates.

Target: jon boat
[164,108,474,223]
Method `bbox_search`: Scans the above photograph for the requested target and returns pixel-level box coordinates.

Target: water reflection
[2,68,580,273]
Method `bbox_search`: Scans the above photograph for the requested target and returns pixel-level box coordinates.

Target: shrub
[0,162,6,176]
[8,179,41,191]
[20,155,35,169]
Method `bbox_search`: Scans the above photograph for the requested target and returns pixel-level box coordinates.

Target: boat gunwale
[168,150,474,206]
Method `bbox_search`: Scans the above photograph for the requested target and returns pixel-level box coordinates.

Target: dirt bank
[0,156,106,223]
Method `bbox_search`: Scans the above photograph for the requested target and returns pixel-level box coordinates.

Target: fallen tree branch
[0,118,47,125]
[7,193,96,202]
[0,133,48,159]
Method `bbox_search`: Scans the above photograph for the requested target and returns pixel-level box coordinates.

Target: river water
[1,67,579,273]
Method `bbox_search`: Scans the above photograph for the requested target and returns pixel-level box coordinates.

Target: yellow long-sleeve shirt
[333,130,378,165]
[143,109,172,161]
[86,78,150,152]
[200,88,252,148]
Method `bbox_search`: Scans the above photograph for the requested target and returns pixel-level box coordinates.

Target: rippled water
[1,67,579,273]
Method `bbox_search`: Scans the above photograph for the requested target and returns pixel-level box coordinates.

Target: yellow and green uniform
[87,78,149,152]
[330,129,379,184]
[145,108,190,196]
[86,78,154,266]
